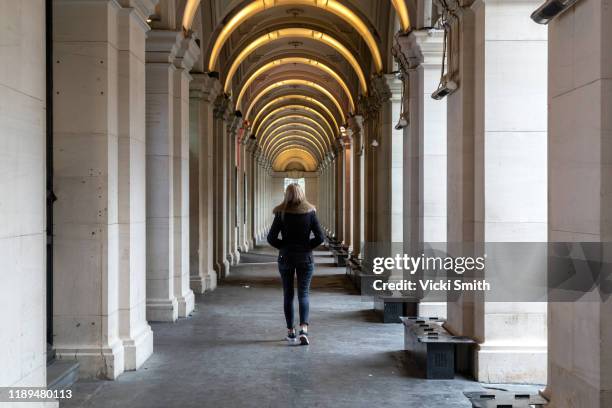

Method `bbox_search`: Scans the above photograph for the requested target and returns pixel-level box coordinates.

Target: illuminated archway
[253,105,336,140]
[265,134,326,160]
[268,140,323,163]
[223,28,367,99]
[234,57,355,110]
[250,95,340,131]
[272,147,318,171]
[260,123,329,152]
[263,129,327,160]
[208,0,384,74]
[260,127,327,159]
[264,135,326,159]
[244,79,347,120]
[258,115,332,147]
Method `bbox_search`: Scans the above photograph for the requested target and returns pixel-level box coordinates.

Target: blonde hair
[282,183,305,208]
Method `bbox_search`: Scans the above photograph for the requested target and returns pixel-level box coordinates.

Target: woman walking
[267,183,324,345]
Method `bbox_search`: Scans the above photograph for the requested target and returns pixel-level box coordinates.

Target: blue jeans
[278,260,314,329]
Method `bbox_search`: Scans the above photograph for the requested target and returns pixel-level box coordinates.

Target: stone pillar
[53,0,125,378]
[446,0,548,383]
[370,74,402,244]
[213,95,230,277]
[545,0,612,405]
[248,143,257,247]
[335,141,345,242]
[349,116,365,257]
[226,115,241,264]
[343,137,353,251]
[244,138,254,249]
[144,30,180,322]
[237,134,249,252]
[394,30,448,318]
[0,0,48,389]
[171,36,197,318]
[189,74,221,293]
[116,2,154,370]
[445,0,479,340]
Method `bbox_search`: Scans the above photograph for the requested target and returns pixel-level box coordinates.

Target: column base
[476,343,547,384]
[227,251,236,265]
[247,238,254,250]
[190,275,206,294]
[232,249,240,264]
[122,324,154,371]
[55,340,125,380]
[214,259,230,279]
[146,298,178,322]
[176,290,195,317]
[206,270,218,291]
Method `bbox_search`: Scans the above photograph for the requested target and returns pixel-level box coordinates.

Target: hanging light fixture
[394,72,409,130]
[432,3,457,100]
[394,113,408,130]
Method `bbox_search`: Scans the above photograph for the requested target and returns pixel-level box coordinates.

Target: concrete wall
[0,0,48,389]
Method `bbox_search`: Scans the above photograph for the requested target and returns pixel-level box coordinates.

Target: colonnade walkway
[63,245,486,408]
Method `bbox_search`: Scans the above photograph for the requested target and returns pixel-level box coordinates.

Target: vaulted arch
[234,57,355,110]
[207,0,384,74]
[253,105,337,141]
[272,148,318,172]
[244,79,348,120]
[250,95,340,131]
[258,115,332,147]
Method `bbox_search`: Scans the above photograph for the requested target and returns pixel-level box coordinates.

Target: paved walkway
[62,245,484,408]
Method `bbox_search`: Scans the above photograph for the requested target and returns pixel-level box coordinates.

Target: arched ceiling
[191,0,410,172]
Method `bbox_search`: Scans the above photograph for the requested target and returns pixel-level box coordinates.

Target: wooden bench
[401,316,475,379]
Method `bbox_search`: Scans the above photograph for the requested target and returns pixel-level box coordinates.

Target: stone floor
[62,245,488,408]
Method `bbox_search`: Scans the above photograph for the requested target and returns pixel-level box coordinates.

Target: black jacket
[266,201,324,264]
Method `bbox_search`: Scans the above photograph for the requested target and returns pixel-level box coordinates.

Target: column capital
[145,29,181,63]
[190,73,222,102]
[393,31,424,74]
[357,74,392,118]
[213,94,231,120]
[227,114,243,136]
[174,35,200,72]
[118,0,157,27]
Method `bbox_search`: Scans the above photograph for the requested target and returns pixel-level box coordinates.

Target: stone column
[335,141,345,242]
[53,0,125,378]
[394,30,448,318]
[343,137,353,251]
[226,115,241,264]
[189,74,221,293]
[248,143,258,247]
[370,74,402,244]
[245,138,255,249]
[545,0,612,405]
[171,36,197,318]
[213,95,230,277]
[446,0,548,383]
[0,0,48,389]
[144,30,180,322]
[349,116,365,257]
[237,133,249,252]
[116,2,154,370]
[445,0,479,341]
